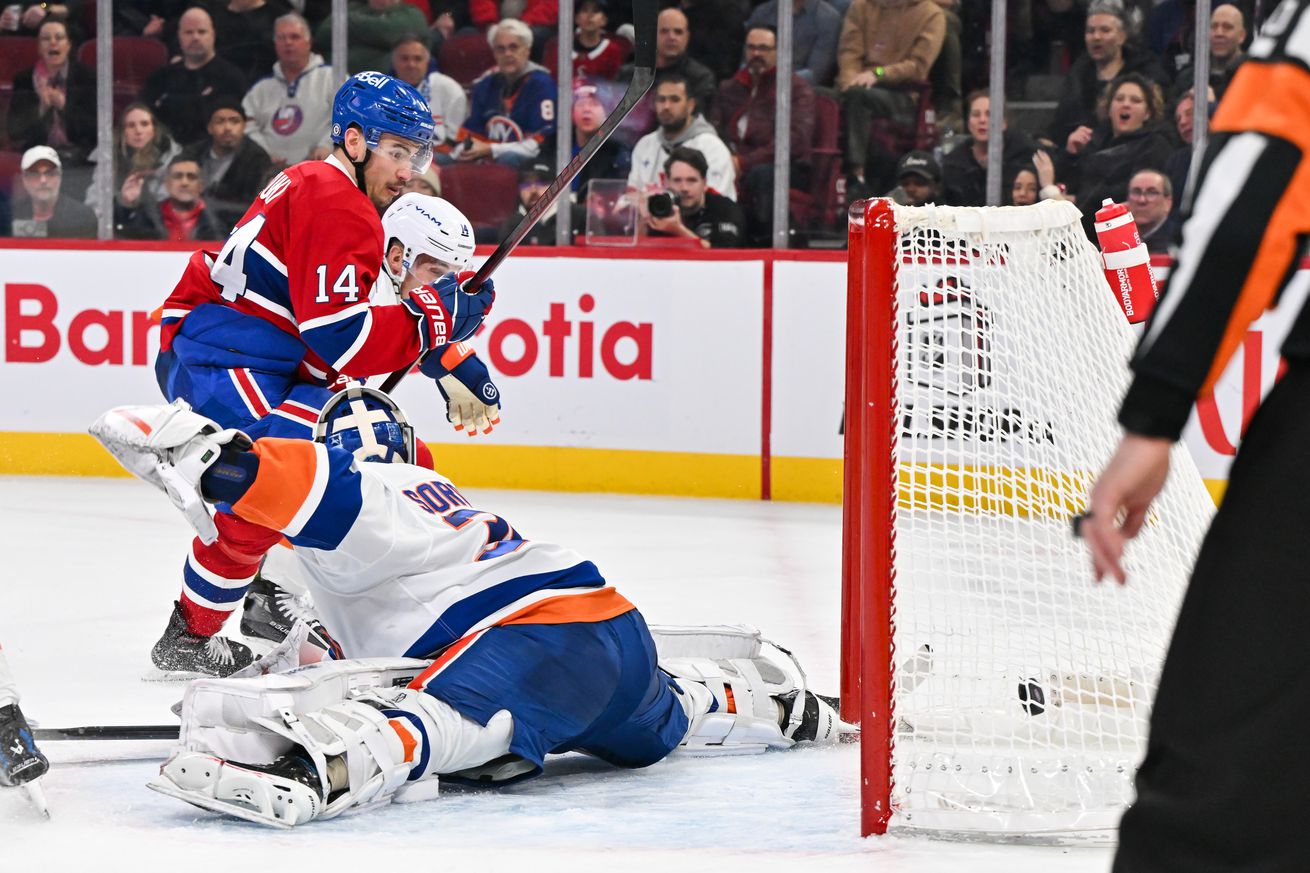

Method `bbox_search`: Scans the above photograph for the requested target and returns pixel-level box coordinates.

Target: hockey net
[840,199,1214,840]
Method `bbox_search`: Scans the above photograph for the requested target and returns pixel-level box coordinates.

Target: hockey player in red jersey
[150,72,497,678]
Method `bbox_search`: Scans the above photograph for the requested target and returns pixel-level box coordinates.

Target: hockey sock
[180,513,283,636]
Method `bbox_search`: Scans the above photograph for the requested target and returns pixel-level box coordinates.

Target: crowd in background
[0,0,1260,249]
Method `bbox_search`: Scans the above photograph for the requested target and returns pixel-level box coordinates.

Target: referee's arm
[1119,0,1310,442]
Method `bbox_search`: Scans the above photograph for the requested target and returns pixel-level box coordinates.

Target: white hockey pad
[663,656,794,756]
[148,751,319,828]
[178,657,430,765]
[649,624,765,661]
[88,401,250,544]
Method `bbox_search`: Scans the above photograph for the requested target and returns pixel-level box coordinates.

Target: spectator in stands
[572,0,627,80]
[1125,168,1177,253]
[646,146,744,248]
[681,0,746,82]
[452,18,557,169]
[0,2,78,35]
[713,25,815,246]
[179,97,273,230]
[115,154,226,240]
[940,90,1036,207]
[470,0,558,58]
[390,34,467,148]
[212,0,294,85]
[1163,85,1211,218]
[404,165,442,196]
[837,0,946,199]
[315,0,427,74]
[9,145,96,238]
[1147,0,1197,84]
[86,102,183,217]
[6,18,96,165]
[1048,5,1168,153]
[1173,3,1246,101]
[885,149,944,207]
[113,1,184,38]
[629,73,735,200]
[570,81,631,194]
[1065,73,1173,217]
[1009,165,1040,206]
[620,8,717,117]
[745,0,842,86]
[929,0,963,129]
[140,7,247,147]
[243,12,334,167]
[499,160,583,245]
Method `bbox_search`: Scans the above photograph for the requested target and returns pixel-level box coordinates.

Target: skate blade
[23,780,50,818]
[146,777,294,829]
[142,668,223,683]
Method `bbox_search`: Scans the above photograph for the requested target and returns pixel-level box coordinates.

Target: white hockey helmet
[381,192,476,284]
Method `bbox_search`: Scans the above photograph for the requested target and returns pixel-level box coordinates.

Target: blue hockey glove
[420,342,502,436]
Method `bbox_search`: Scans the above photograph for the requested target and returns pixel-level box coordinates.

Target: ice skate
[239,573,303,645]
[148,749,323,828]
[151,601,253,679]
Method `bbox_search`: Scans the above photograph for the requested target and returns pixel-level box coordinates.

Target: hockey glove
[89,400,251,545]
[402,271,496,354]
[420,342,502,436]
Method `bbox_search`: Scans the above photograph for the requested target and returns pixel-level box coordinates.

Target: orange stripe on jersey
[407,629,484,690]
[389,719,418,763]
[231,439,319,531]
[1199,62,1310,394]
[496,587,635,627]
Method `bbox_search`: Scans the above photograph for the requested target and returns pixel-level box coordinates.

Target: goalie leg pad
[663,656,792,755]
[149,751,320,828]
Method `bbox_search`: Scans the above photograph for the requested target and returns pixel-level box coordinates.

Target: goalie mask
[381,193,476,287]
[315,386,415,464]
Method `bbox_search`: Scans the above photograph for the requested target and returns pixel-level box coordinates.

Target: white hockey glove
[420,342,502,436]
[89,400,251,545]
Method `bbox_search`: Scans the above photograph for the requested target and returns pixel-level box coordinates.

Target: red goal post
[840,198,1214,840]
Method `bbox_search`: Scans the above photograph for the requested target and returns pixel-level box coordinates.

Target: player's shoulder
[283,161,370,209]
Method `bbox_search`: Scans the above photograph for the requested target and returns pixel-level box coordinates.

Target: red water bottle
[1094,198,1159,324]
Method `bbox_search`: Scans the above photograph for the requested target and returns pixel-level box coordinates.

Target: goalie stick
[34,724,179,741]
[379,0,658,395]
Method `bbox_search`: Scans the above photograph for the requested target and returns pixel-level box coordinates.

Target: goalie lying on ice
[89,389,854,827]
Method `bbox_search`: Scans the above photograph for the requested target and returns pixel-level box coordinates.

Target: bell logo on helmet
[356,71,392,88]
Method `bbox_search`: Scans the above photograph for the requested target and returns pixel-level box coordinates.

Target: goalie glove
[402,271,496,355]
[88,400,251,545]
[420,342,502,436]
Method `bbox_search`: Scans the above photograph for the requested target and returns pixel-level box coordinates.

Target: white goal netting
[876,200,1215,839]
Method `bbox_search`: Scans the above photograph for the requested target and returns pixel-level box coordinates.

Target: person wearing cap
[244,12,336,167]
[499,161,585,245]
[573,0,628,81]
[181,97,275,230]
[10,145,97,239]
[646,146,744,249]
[570,82,631,194]
[390,34,467,148]
[887,149,944,208]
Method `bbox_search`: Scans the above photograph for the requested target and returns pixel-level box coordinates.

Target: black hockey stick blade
[34,724,180,741]
[380,0,658,395]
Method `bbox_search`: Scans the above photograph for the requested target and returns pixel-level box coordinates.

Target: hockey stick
[380,0,658,395]
[34,724,179,741]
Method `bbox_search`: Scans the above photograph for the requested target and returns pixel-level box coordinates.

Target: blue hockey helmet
[331,71,435,173]
[315,385,415,464]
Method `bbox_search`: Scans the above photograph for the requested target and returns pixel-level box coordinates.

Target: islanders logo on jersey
[485,115,526,143]
[272,104,305,136]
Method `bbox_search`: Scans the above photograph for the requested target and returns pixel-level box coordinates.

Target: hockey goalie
[89,389,854,827]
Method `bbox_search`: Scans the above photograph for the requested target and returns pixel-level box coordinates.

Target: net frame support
[841,197,898,837]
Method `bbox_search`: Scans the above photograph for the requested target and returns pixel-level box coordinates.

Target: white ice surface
[0,476,1113,873]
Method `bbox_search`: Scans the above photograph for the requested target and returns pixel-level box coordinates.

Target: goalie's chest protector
[293,463,607,660]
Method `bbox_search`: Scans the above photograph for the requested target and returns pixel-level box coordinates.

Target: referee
[1082,0,1310,869]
